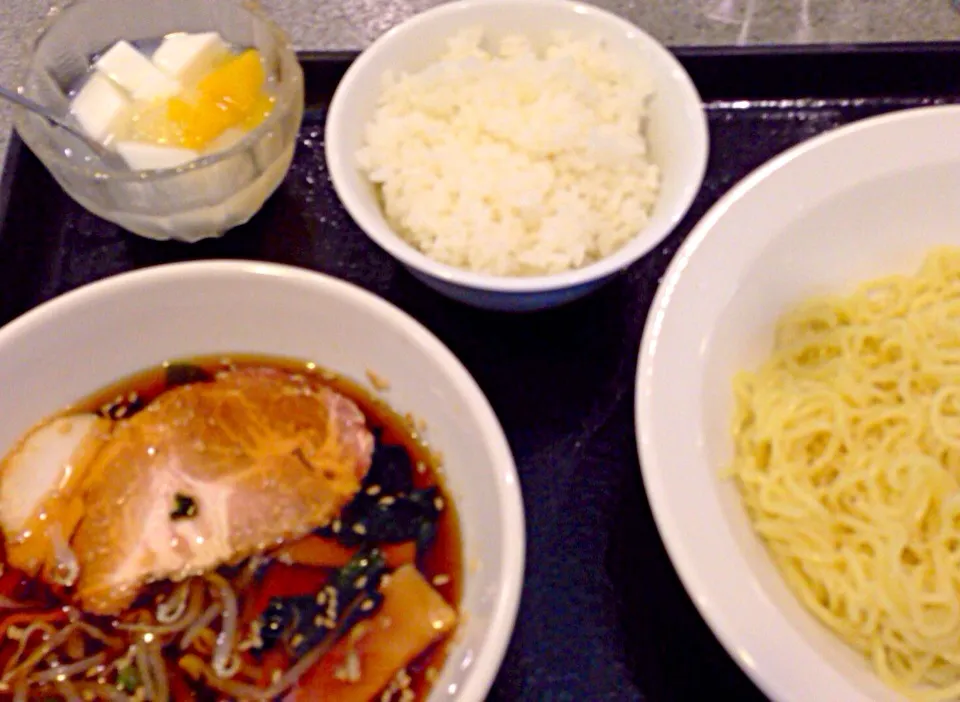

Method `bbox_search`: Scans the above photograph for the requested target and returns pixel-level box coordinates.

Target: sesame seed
[432,574,451,587]
[434,496,445,511]
[314,614,325,627]
[366,370,391,391]
[380,574,393,588]
[366,485,382,496]
[332,519,342,534]
[353,523,367,536]
[361,599,376,612]
[416,462,428,475]
[316,592,327,606]
[271,669,282,683]
[355,575,368,589]
[379,496,396,506]
[291,634,304,648]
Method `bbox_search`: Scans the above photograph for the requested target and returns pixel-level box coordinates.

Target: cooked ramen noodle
[0,355,461,700]
[729,246,960,701]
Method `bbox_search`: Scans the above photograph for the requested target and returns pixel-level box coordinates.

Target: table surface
[2,0,960,163]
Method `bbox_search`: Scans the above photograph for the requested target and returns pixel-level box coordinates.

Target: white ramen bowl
[0,261,524,702]
[637,105,960,702]
[325,0,708,311]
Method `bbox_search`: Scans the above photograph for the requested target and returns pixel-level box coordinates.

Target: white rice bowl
[326,0,708,311]
[356,27,661,277]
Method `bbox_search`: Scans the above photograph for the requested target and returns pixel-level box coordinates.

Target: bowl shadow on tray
[127,192,384,285]
[456,279,644,700]
[445,240,747,699]
[608,454,771,702]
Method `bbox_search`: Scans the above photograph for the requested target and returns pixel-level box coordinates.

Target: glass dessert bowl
[15,0,305,242]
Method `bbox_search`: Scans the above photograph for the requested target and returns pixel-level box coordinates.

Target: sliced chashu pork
[0,413,113,582]
[0,367,374,615]
[71,367,374,614]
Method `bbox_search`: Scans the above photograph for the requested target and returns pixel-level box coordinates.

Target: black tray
[4,43,960,702]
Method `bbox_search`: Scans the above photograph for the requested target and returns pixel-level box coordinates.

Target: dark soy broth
[2,354,462,701]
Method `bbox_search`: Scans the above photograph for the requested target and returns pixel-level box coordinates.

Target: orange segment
[199,49,266,114]
[167,96,237,150]
[243,92,276,131]
[164,49,275,151]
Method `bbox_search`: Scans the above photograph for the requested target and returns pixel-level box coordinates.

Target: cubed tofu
[152,32,230,85]
[69,73,131,144]
[95,40,181,102]
[115,141,199,171]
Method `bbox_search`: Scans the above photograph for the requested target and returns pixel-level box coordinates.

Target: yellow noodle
[729,246,960,701]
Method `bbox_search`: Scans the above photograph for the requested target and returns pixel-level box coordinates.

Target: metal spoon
[0,84,124,166]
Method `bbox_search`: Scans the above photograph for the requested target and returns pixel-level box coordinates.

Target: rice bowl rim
[325,0,709,294]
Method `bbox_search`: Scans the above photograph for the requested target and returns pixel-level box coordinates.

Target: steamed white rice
[356,28,661,277]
